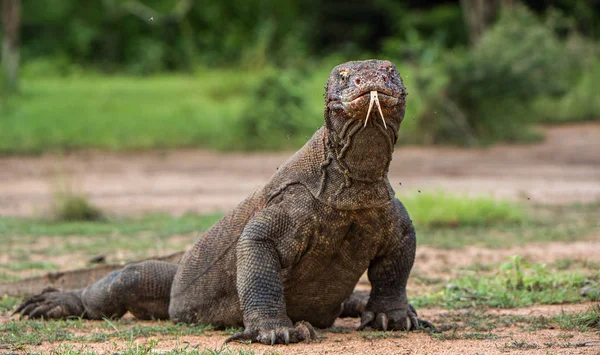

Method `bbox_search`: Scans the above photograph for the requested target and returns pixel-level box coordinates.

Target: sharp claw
[376,313,389,331]
[297,321,316,344]
[47,306,64,319]
[283,329,290,345]
[406,317,412,331]
[418,318,438,332]
[358,311,375,330]
[19,303,39,317]
[409,304,417,317]
[13,304,26,315]
[270,329,276,346]
[28,306,47,319]
[224,331,250,344]
[307,323,317,343]
[410,314,419,330]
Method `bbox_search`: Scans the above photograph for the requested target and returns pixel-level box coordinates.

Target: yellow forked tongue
[363,90,387,129]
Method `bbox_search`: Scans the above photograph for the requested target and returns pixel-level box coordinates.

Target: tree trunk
[460,0,517,45]
[2,0,21,92]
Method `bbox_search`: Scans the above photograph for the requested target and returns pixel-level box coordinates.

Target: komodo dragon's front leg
[225,206,317,345]
[356,199,434,331]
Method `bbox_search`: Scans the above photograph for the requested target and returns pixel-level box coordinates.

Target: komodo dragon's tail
[0,251,185,297]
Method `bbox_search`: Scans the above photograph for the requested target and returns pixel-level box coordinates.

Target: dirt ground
[1,123,599,354]
[0,123,599,217]
[1,303,597,355]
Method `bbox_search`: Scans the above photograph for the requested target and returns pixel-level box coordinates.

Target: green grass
[552,304,600,331]
[359,331,406,340]
[37,347,277,355]
[0,261,58,271]
[0,72,256,154]
[413,256,600,309]
[0,317,282,354]
[0,213,222,239]
[430,305,600,334]
[399,191,527,228]
[0,318,213,345]
[0,59,423,155]
[417,202,600,249]
[53,191,105,222]
[0,213,222,271]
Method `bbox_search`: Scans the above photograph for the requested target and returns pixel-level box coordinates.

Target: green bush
[534,57,600,123]
[53,192,105,222]
[415,5,585,145]
[235,69,317,150]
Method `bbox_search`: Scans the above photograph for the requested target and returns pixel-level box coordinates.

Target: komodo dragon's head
[323,59,406,180]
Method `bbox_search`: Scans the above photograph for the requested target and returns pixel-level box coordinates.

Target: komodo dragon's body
[15,59,431,345]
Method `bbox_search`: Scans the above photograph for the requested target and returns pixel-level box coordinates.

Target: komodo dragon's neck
[266,125,395,210]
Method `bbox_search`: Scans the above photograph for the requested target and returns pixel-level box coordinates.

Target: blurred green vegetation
[0,1,599,153]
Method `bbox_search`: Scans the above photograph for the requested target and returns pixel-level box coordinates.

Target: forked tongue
[363,91,388,129]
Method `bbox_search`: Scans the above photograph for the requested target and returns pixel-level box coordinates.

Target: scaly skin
[15,59,433,345]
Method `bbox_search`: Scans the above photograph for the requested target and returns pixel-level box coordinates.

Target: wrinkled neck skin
[323,110,397,184]
[313,100,402,206]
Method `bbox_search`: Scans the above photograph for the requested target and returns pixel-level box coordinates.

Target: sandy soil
[0,123,599,217]
[2,303,599,354]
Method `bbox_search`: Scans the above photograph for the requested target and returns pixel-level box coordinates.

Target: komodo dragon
[14,59,432,345]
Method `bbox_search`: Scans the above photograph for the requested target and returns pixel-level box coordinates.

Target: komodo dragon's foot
[358,304,436,332]
[225,321,318,345]
[13,286,85,320]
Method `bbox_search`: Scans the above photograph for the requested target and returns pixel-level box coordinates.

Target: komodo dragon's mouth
[342,90,400,129]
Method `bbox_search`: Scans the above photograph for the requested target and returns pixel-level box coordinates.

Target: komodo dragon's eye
[339,69,349,81]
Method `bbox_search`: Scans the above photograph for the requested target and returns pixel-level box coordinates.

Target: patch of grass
[417,202,600,249]
[0,261,58,271]
[0,213,222,239]
[0,213,223,271]
[0,272,20,282]
[53,192,105,222]
[360,331,406,340]
[223,327,245,335]
[413,256,599,309]
[399,191,527,228]
[551,304,600,331]
[96,318,213,340]
[34,343,272,355]
[551,258,600,271]
[0,318,213,348]
[422,307,599,341]
[0,73,255,154]
[0,295,20,312]
[462,332,499,340]
[429,330,499,340]
[504,340,539,350]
